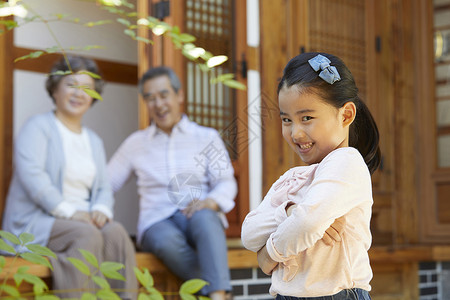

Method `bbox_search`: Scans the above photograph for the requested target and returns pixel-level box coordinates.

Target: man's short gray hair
[139,66,182,94]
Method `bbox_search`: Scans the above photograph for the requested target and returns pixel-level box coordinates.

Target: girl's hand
[323,217,346,245]
[286,203,345,245]
[286,202,297,216]
[257,245,278,275]
[91,210,110,229]
[71,211,93,224]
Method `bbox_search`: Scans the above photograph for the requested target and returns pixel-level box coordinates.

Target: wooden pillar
[260,0,296,194]
[391,0,419,245]
[137,0,185,129]
[137,0,151,129]
[0,20,14,225]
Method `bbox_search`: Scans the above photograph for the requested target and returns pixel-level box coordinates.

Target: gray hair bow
[308,54,341,84]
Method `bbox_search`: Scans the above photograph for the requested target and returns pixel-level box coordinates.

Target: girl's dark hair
[277,52,381,174]
[45,55,105,104]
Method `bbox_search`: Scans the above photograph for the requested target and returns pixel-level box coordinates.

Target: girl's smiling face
[278,86,354,165]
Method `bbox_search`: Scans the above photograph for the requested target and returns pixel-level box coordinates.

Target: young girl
[241,52,380,300]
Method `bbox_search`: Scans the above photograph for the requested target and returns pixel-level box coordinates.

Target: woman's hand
[257,245,278,275]
[71,211,93,224]
[91,211,110,229]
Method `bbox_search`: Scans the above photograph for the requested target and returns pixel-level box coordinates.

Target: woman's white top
[51,118,111,219]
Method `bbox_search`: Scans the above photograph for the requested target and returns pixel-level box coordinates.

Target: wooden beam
[4,245,450,281]
[13,47,138,85]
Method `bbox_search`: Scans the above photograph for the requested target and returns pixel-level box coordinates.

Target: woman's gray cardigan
[2,111,114,248]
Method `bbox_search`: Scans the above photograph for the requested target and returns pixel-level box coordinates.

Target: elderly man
[108,66,237,300]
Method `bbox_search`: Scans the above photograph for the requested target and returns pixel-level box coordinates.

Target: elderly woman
[2,56,137,299]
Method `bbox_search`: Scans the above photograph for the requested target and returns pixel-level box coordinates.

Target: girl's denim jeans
[276,288,371,300]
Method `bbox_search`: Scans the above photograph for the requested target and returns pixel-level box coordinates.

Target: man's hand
[183,198,219,218]
[322,217,346,246]
[91,210,110,229]
[71,211,93,224]
[257,245,278,275]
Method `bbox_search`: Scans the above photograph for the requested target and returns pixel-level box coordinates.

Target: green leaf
[172,39,182,49]
[49,70,72,77]
[84,20,113,27]
[180,279,208,294]
[36,295,60,300]
[96,289,121,300]
[53,13,70,20]
[0,255,5,268]
[147,287,164,300]
[0,239,16,254]
[0,284,20,297]
[134,267,153,288]
[138,293,151,300]
[198,63,210,72]
[206,55,228,68]
[124,29,136,38]
[100,261,125,281]
[82,45,103,51]
[146,16,159,24]
[25,244,57,259]
[198,296,210,300]
[122,1,135,9]
[200,51,213,61]
[14,51,44,62]
[17,266,30,274]
[0,231,20,245]
[117,18,131,27]
[92,275,110,289]
[81,293,97,300]
[67,257,90,276]
[45,46,61,54]
[101,6,126,15]
[0,20,18,30]
[20,252,53,271]
[23,15,39,22]
[177,33,196,43]
[217,73,236,81]
[210,73,235,84]
[181,50,197,61]
[136,36,153,44]
[14,272,24,286]
[14,273,48,289]
[83,88,103,101]
[172,26,180,35]
[33,279,47,296]
[78,71,101,80]
[179,293,197,300]
[223,79,247,90]
[78,249,99,268]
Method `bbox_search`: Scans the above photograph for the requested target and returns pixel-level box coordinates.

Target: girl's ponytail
[350,98,381,174]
